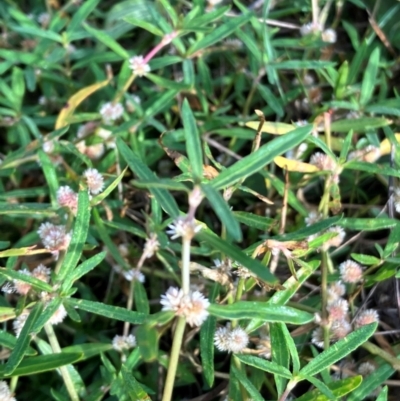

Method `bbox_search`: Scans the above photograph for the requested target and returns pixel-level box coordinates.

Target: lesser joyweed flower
[339,260,363,283]
[83,168,104,195]
[129,56,150,77]
[214,325,249,353]
[112,334,136,352]
[167,217,202,240]
[0,381,17,401]
[160,287,210,327]
[99,102,124,124]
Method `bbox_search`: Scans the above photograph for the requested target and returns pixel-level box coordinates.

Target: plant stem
[161,316,186,401]
[181,237,191,295]
[44,323,80,401]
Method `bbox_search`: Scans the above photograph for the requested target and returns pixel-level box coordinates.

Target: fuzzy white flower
[160,287,210,327]
[49,304,67,325]
[129,56,150,77]
[322,28,337,43]
[166,217,202,240]
[143,233,160,258]
[57,186,78,214]
[0,381,16,401]
[354,309,379,329]
[38,222,71,254]
[123,269,145,283]
[214,325,249,353]
[214,326,231,351]
[99,102,124,124]
[339,260,363,283]
[32,264,51,283]
[112,334,136,352]
[83,168,104,195]
[12,268,32,295]
[13,311,30,337]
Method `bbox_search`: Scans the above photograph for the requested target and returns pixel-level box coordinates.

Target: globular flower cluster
[0,380,17,401]
[38,222,71,257]
[339,260,363,284]
[112,334,136,352]
[129,56,150,77]
[57,186,78,214]
[99,102,124,124]
[83,168,104,195]
[312,278,379,348]
[160,287,210,327]
[167,217,202,241]
[214,325,249,353]
[123,269,145,283]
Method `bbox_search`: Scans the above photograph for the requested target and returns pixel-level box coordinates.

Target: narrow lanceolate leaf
[0,353,82,379]
[209,302,314,325]
[116,138,180,217]
[197,229,276,284]
[67,0,101,33]
[0,268,53,293]
[66,298,147,324]
[188,14,252,55]
[210,125,312,190]
[5,302,44,375]
[231,363,265,401]
[182,98,203,180]
[201,184,242,242]
[296,376,362,401]
[300,323,378,377]
[235,354,292,379]
[57,190,90,283]
[270,323,290,397]
[83,23,129,58]
[0,331,36,356]
[338,218,397,231]
[120,366,151,401]
[360,47,380,106]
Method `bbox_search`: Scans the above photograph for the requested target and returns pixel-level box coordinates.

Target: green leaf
[66,298,146,324]
[270,323,290,397]
[300,323,377,377]
[38,150,59,207]
[330,117,391,133]
[83,23,129,58]
[62,251,107,292]
[201,184,242,241]
[351,253,381,265]
[68,0,101,33]
[209,302,314,324]
[197,229,276,283]
[5,302,44,375]
[11,67,25,111]
[296,376,362,401]
[200,284,218,387]
[117,138,180,217]
[235,354,292,379]
[57,190,91,283]
[334,61,349,100]
[0,353,82,378]
[347,361,394,401]
[233,211,274,230]
[0,203,55,218]
[344,160,400,178]
[376,386,388,401]
[305,375,336,400]
[270,60,336,70]
[182,98,203,180]
[210,125,312,190]
[62,343,112,359]
[136,324,159,362]
[123,16,164,36]
[338,218,397,231]
[231,362,265,401]
[10,25,63,43]
[188,14,252,55]
[0,331,36,356]
[134,280,149,315]
[360,47,380,106]
[120,366,151,401]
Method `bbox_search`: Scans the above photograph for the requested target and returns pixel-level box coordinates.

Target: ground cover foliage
[1,0,400,400]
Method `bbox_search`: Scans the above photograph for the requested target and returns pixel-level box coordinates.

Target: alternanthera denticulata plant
[1,0,400,400]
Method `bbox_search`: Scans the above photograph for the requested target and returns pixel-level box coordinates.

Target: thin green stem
[161,316,186,401]
[44,323,80,401]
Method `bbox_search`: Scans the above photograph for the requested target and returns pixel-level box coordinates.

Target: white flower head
[160,287,210,327]
[0,380,16,401]
[322,28,337,43]
[143,233,160,258]
[49,304,67,325]
[13,311,30,337]
[339,260,363,283]
[214,326,231,351]
[13,268,32,295]
[112,334,136,352]
[214,325,249,353]
[38,223,71,255]
[83,168,104,195]
[123,269,145,283]
[354,309,379,329]
[99,102,124,124]
[166,217,202,240]
[129,56,150,77]
[57,186,78,214]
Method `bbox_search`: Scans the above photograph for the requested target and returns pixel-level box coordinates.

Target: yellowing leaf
[379,133,400,155]
[55,79,110,129]
[274,156,319,173]
[246,121,295,135]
